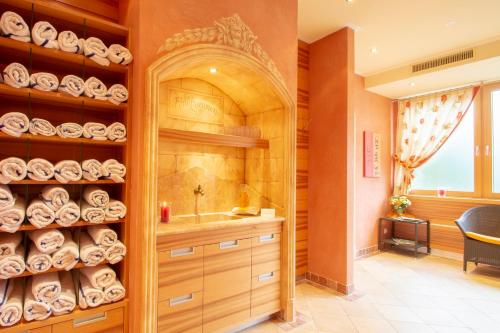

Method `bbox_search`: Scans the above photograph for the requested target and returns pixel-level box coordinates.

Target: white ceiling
[299,0,500,76]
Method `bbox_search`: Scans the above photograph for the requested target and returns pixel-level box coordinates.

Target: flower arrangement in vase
[389,195,412,217]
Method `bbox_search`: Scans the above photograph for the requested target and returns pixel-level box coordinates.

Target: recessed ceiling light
[209,67,217,74]
[410,82,416,87]
[345,0,354,3]
[445,20,456,27]
[370,47,378,54]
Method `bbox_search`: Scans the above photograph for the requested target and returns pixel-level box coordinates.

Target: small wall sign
[364,131,381,178]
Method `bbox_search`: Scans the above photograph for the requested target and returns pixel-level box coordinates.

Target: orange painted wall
[352,75,392,256]
[308,28,355,287]
[118,1,297,331]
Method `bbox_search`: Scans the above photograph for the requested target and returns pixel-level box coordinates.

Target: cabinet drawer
[252,233,281,276]
[158,246,203,301]
[158,291,203,333]
[203,291,250,333]
[204,238,251,303]
[28,327,52,333]
[251,274,281,318]
[52,308,123,333]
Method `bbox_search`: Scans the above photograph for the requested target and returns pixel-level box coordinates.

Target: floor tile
[374,304,424,323]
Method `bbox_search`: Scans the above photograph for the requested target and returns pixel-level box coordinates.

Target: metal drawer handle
[219,240,239,249]
[171,247,195,257]
[73,312,107,327]
[259,234,275,242]
[170,293,194,306]
[258,272,274,282]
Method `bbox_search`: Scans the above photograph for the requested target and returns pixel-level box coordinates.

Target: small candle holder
[160,201,172,223]
[437,188,447,198]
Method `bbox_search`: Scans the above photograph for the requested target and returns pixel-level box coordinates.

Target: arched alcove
[140,20,296,332]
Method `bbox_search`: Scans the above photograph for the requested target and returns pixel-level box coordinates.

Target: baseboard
[355,245,379,259]
[305,272,354,295]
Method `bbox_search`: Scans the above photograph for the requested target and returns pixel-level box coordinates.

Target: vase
[395,208,405,216]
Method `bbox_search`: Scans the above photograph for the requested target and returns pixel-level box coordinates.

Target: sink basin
[171,212,246,224]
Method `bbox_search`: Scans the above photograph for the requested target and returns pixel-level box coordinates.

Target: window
[411,84,500,198]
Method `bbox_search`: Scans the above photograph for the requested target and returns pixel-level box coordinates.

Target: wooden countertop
[157,216,285,237]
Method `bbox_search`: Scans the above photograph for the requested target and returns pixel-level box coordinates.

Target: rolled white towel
[0,196,25,233]
[58,75,84,97]
[27,199,55,228]
[56,122,83,138]
[82,159,103,181]
[105,199,126,221]
[83,186,109,208]
[0,279,23,327]
[0,185,14,211]
[31,21,58,49]
[51,271,76,316]
[29,229,64,254]
[0,245,25,279]
[87,225,117,247]
[80,265,116,289]
[52,230,78,271]
[54,200,80,227]
[0,11,30,43]
[2,62,29,88]
[83,37,110,67]
[0,112,29,137]
[108,44,133,65]
[54,160,82,183]
[0,233,22,258]
[32,271,61,302]
[57,30,83,54]
[24,279,51,321]
[29,118,56,136]
[40,185,69,211]
[83,122,107,140]
[102,159,126,183]
[79,232,105,266]
[0,157,27,184]
[83,77,108,100]
[104,240,126,264]
[27,158,55,181]
[104,279,125,303]
[80,202,105,224]
[106,122,126,142]
[26,243,52,274]
[78,274,104,309]
[107,84,128,105]
[29,72,59,92]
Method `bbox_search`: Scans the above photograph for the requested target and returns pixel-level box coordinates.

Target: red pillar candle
[160,202,170,223]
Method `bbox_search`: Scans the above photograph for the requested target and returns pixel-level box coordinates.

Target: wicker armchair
[456,206,500,272]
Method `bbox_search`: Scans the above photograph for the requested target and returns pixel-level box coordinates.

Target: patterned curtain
[393,86,479,195]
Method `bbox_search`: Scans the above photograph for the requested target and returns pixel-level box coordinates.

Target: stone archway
[140,15,296,333]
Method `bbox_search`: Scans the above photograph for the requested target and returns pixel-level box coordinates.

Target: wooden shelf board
[16,260,116,278]
[0,132,126,147]
[0,219,124,233]
[0,84,127,112]
[0,299,128,333]
[0,37,128,74]
[9,179,122,185]
[1,0,129,37]
[159,128,270,149]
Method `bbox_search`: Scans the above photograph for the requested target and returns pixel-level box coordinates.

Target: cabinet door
[251,271,281,317]
[203,238,251,333]
[52,308,124,333]
[158,245,204,301]
[157,291,203,333]
[252,233,281,276]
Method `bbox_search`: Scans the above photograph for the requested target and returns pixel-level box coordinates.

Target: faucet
[194,185,205,219]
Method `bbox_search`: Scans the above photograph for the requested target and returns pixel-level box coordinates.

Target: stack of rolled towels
[79,265,125,309]
[0,111,127,141]
[0,233,25,279]
[0,11,132,66]
[1,62,129,105]
[0,185,25,232]
[80,225,126,266]
[0,157,126,184]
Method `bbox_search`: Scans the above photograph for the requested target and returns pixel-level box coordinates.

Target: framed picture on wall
[364,131,381,178]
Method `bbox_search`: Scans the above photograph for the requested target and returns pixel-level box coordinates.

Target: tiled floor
[242,251,500,333]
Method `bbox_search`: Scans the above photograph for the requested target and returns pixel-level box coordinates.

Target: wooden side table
[379,216,431,257]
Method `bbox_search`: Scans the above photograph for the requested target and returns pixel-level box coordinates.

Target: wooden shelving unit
[0,0,131,331]
[17,261,111,278]
[159,128,270,148]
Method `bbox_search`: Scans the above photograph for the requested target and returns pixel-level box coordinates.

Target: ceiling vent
[412,49,474,73]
